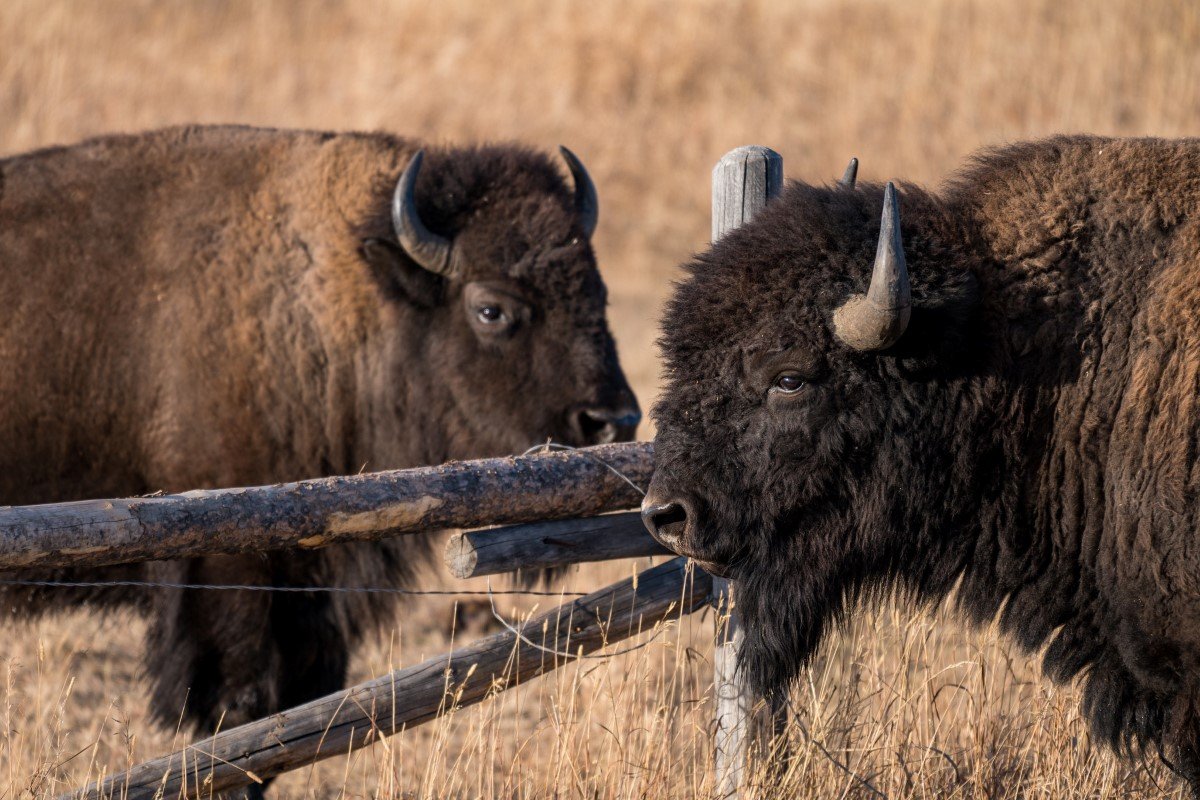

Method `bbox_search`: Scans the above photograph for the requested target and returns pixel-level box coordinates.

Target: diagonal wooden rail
[0,442,652,572]
[64,556,709,800]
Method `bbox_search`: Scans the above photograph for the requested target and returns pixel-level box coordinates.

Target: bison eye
[771,373,804,394]
[476,305,506,324]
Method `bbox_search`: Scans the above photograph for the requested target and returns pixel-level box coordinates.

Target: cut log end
[445,532,479,579]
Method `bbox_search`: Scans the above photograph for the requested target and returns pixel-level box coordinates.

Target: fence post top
[712,145,783,173]
[711,146,784,243]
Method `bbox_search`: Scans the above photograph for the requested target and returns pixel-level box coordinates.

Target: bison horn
[392,150,456,277]
[559,146,599,238]
[839,157,858,189]
[832,182,911,351]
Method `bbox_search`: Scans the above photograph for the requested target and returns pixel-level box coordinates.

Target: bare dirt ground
[3,1,1199,796]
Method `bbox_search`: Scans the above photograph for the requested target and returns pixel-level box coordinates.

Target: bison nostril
[574,407,641,445]
[577,409,617,444]
[641,501,689,543]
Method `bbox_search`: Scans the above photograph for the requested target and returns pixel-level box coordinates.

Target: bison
[642,136,1200,793]
[0,125,638,766]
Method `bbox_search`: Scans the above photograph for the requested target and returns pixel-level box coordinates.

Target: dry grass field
[3,0,1200,797]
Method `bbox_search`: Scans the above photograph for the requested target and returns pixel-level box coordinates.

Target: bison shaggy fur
[647,136,1200,793]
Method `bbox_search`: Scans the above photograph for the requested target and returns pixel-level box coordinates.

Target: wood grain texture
[445,512,670,578]
[0,443,652,571]
[711,145,784,242]
[67,557,711,800]
[711,146,786,799]
[712,580,787,799]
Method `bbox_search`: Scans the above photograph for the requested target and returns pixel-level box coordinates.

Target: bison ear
[360,238,445,309]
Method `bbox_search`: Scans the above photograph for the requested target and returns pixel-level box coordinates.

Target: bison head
[643,169,980,695]
[357,145,639,466]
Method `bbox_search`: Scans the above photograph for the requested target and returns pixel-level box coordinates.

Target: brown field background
[3,0,1200,797]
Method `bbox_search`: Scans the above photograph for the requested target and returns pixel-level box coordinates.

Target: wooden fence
[0,146,788,800]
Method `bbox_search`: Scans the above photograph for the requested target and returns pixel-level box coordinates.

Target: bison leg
[223,782,268,800]
[1171,734,1200,799]
[1160,701,1200,799]
[241,590,349,798]
[272,590,350,708]
[144,556,281,732]
[144,556,352,797]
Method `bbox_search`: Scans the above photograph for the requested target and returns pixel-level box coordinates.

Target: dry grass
[2,0,1199,796]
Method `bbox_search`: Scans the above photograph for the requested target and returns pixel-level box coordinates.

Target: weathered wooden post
[710,146,787,798]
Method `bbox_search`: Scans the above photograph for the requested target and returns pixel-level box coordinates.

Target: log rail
[0,443,652,572]
[445,511,670,579]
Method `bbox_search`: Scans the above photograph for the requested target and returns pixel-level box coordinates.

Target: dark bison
[0,125,638,749]
[643,136,1200,793]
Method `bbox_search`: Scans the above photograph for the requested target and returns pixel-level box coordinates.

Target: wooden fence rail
[65,557,709,800]
[0,442,651,572]
[445,511,669,579]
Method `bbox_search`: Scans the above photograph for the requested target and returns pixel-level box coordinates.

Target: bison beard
[734,545,839,699]
[648,136,1200,795]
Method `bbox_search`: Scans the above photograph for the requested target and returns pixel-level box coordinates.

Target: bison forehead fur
[652,135,1200,788]
[0,125,637,739]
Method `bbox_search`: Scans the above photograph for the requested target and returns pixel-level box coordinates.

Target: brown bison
[0,125,638,761]
[643,136,1200,794]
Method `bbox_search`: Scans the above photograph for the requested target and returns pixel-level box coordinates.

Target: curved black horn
[839,157,858,189]
[559,146,599,238]
[391,150,455,277]
[832,182,911,351]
